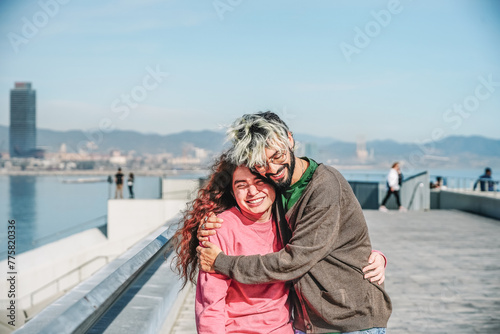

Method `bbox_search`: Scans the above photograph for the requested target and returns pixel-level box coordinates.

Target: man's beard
[266,149,295,191]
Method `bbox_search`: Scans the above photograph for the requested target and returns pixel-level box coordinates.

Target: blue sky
[1,0,499,143]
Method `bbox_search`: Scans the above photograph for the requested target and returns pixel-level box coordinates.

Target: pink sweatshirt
[195,207,293,334]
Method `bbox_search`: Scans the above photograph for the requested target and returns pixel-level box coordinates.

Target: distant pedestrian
[127,172,135,198]
[473,168,496,192]
[379,162,406,212]
[107,175,113,198]
[115,168,124,199]
[430,176,444,189]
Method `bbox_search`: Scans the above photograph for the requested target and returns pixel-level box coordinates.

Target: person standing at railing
[473,167,496,192]
[115,167,124,199]
[127,172,135,198]
[379,162,407,212]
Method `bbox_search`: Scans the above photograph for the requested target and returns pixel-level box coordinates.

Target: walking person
[114,167,124,199]
[127,172,135,198]
[379,162,406,212]
[197,112,391,334]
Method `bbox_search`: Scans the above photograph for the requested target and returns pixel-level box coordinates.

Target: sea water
[0,175,162,259]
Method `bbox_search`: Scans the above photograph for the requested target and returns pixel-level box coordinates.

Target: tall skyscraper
[10,82,37,158]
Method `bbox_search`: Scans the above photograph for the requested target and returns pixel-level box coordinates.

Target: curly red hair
[172,153,237,288]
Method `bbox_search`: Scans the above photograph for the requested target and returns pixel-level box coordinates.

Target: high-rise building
[10,82,37,158]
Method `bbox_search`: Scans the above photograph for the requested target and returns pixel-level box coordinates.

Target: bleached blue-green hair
[226,111,292,168]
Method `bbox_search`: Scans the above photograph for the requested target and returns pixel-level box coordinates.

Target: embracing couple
[173,112,392,334]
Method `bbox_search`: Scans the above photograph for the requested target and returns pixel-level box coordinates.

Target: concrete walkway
[365,210,500,333]
[167,284,196,334]
[169,210,500,333]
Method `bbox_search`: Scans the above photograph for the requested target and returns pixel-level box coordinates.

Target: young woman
[127,172,134,198]
[379,162,406,212]
[173,155,294,333]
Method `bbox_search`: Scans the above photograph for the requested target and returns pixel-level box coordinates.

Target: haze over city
[1,0,500,144]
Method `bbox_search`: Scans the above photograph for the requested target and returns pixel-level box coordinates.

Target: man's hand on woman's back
[197,212,223,242]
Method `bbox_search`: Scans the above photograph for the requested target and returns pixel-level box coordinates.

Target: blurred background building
[9,82,38,158]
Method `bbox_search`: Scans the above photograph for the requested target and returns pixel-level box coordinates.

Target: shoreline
[0,169,210,177]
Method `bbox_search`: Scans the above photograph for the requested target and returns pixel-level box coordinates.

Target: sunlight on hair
[226,113,291,168]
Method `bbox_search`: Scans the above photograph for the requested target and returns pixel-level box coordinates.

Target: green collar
[281,157,318,212]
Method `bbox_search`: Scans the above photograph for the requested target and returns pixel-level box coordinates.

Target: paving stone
[365,210,500,334]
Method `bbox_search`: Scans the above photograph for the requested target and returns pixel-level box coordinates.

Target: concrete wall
[107,199,186,241]
[433,190,500,220]
[348,181,379,209]
[1,229,109,314]
[430,189,440,209]
[162,178,200,200]
[0,199,187,332]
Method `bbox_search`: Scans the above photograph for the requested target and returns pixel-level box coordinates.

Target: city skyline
[1,0,500,143]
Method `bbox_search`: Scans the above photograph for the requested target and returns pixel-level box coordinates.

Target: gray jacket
[214,164,392,333]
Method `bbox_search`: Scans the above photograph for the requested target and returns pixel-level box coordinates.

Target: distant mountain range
[317,136,500,169]
[318,136,500,159]
[0,125,499,168]
[0,125,227,156]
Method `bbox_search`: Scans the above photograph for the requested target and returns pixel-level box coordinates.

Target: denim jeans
[294,328,386,334]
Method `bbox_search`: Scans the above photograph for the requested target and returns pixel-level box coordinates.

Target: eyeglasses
[251,150,288,173]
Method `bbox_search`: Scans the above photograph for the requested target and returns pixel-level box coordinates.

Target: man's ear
[287,132,294,149]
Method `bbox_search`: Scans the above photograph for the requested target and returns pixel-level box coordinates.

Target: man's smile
[269,167,286,181]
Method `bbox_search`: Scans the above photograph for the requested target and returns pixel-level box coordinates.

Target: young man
[473,167,496,192]
[198,112,391,333]
[114,167,124,199]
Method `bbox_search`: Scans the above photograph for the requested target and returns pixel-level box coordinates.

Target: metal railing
[431,176,499,196]
[30,215,108,247]
[28,255,113,310]
[407,181,426,210]
[341,172,386,183]
[347,171,430,211]
[0,216,107,259]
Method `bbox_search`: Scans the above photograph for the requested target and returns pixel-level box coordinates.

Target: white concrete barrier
[162,178,200,200]
[0,198,188,333]
[107,199,186,241]
[434,190,500,220]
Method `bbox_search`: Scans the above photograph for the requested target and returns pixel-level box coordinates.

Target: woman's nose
[247,184,259,195]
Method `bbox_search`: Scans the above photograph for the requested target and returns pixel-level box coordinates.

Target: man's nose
[265,163,280,175]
